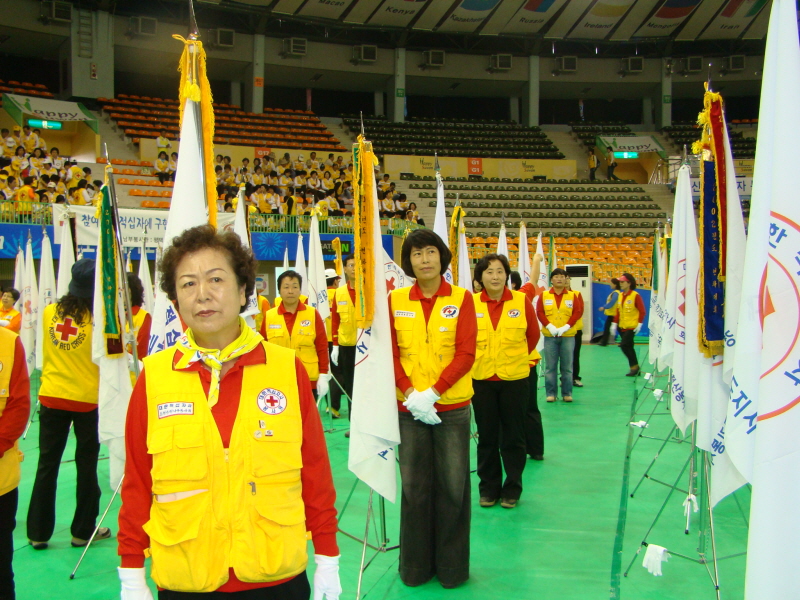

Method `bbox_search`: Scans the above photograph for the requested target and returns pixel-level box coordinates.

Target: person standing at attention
[324,269,343,418]
[389,228,476,589]
[536,268,583,403]
[330,255,357,435]
[566,275,585,388]
[597,277,621,346]
[611,272,646,377]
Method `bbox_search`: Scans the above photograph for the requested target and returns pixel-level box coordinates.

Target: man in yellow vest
[324,268,342,418]
[535,268,584,403]
[0,326,30,599]
[330,255,357,433]
[610,272,646,377]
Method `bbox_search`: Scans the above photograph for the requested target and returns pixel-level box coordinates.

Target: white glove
[330,345,339,366]
[642,544,669,576]
[403,388,440,421]
[313,554,342,600]
[0,319,9,327]
[316,372,330,397]
[416,406,442,425]
[610,323,618,337]
[119,567,154,600]
[634,323,642,334]
[126,353,143,374]
[546,323,559,336]
[556,325,571,336]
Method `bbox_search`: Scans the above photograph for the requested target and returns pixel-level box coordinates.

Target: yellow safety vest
[573,290,584,331]
[263,305,321,381]
[540,290,579,337]
[334,286,356,347]
[390,285,473,405]
[0,328,22,496]
[605,290,620,316]
[39,303,99,404]
[253,296,270,335]
[472,291,530,381]
[616,290,642,330]
[142,342,307,593]
[325,289,335,343]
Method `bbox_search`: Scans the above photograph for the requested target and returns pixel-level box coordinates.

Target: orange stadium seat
[130,189,144,196]
[157,201,171,209]
[141,200,157,208]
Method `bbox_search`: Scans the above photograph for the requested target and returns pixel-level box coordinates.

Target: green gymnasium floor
[11,342,750,600]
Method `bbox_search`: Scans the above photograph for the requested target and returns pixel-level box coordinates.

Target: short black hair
[510,271,522,290]
[610,277,620,290]
[126,272,145,307]
[474,253,511,286]
[4,288,20,302]
[550,267,567,279]
[278,269,302,289]
[621,272,637,289]
[400,228,452,279]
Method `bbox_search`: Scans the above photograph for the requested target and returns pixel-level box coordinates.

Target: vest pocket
[251,439,303,477]
[149,424,208,485]
[250,495,307,578]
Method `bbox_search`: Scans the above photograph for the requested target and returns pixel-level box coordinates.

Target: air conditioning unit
[353,45,378,63]
[424,50,445,68]
[130,17,157,37]
[685,56,703,73]
[48,1,72,23]
[623,56,643,73]
[723,55,745,72]
[556,56,577,73]
[491,54,513,71]
[215,29,235,48]
[282,37,307,57]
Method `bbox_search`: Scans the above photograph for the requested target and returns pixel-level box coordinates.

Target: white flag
[496,223,509,258]
[233,187,260,324]
[348,179,401,503]
[457,221,472,291]
[13,248,23,312]
[294,233,308,296]
[383,249,413,293]
[148,98,210,354]
[307,214,330,321]
[432,170,453,284]
[647,230,666,368]
[138,240,155,316]
[535,232,548,352]
[35,232,56,371]
[518,223,531,286]
[283,245,289,270]
[20,238,38,374]
[56,214,76,299]
[739,2,800,596]
[663,165,701,435]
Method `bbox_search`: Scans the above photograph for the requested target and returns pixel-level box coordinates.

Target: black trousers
[398,407,471,588]
[525,367,544,457]
[158,572,310,599]
[607,164,620,181]
[599,314,615,345]
[573,330,583,381]
[619,329,638,368]
[472,379,528,501]
[327,342,342,412]
[589,167,597,181]
[0,488,18,600]
[27,406,102,542]
[338,344,356,420]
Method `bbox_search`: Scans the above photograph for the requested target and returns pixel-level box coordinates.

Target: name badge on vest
[476,313,484,318]
[394,310,415,318]
[269,324,282,329]
[565,300,573,308]
[543,299,553,306]
[338,301,348,306]
[157,402,195,419]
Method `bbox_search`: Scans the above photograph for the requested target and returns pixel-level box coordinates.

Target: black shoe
[626,367,641,377]
[479,496,497,507]
[344,431,350,438]
[573,380,583,387]
[71,527,112,547]
[529,454,544,461]
[500,498,518,509]
[29,540,48,550]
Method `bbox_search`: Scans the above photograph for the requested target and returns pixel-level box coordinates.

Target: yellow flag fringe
[352,134,378,329]
[449,205,465,285]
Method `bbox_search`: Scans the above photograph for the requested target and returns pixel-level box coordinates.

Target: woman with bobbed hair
[388,228,477,589]
[117,225,341,600]
[610,272,646,377]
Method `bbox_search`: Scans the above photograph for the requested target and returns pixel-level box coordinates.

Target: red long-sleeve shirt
[535,287,585,329]
[613,290,647,329]
[0,338,30,457]
[388,278,476,412]
[478,288,540,380]
[118,346,339,592]
[132,306,152,360]
[330,284,355,346]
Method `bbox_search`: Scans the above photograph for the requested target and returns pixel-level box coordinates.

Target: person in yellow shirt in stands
[15,177,36,220]
[251,166,265,187]
[0,129,16,164]
[221,164,235,187]
[28,148,45,175]
[154,151,170,184]
[66,161,84,190]
[34,129,47,152]
[378,173,392,194]
[9,148,28,180]
[293,154,305,171]
[38,158,57,180]
[168,152,178,181]
[252,184,269,213]
[155,128,171,152]
[0,289,22,333]
[27,259,112,550]
[21,126,37,155]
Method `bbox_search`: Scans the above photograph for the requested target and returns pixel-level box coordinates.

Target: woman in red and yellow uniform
[0,290,22,334]
[388,229,476,589]
[27,259,111,549]
[261,270,330,398]
[126,273,152,361]
[611,272,646,377]
[117,225,341,600]
[472,254,540,509]
[330,255,357,427]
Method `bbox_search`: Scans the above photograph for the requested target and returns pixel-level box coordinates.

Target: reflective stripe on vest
[263,305,320,381]
[472,291,530,381]
[334,286,356,347]
[540,290,578,337]
[0,328,20,496]
[142,342,306,593]
[617,290,641,330]
[390,285,473,405]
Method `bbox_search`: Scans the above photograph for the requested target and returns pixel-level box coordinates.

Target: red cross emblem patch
[257,388,287,415]
[55,318,79,342]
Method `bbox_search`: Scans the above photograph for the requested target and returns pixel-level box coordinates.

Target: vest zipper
[248,481,256,495]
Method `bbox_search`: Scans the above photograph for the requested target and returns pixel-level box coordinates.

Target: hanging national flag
[647,228,666,367]
[432,159,453,284]
[20,238,38,374]
[348,134,401,501]
[518,223,531,286]
[294,233,308,296]
[13,248,23,312]
[137,238,155,316]
[35,231,56,371]
[497,222,509,258]
[56,214,76,299]
[307,212,331,320]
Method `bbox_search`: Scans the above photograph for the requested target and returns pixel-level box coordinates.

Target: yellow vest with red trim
[325,288,336,343]
[333,286,356,347]
[573,290,584,331]
[126,307,149,356]
[263,305,320,381]
[540,290,579,337]
[616,290,642,330]
[605,290,620,316]
[0,328,23,496]
[253,296,270,336]
[39,303,99,404]
[472,291,530,381]
[142,342,307,593]
[390,285,473,405]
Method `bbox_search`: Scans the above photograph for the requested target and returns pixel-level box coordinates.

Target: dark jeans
[328,341,342,412]
[27,406,102,542]
[619,330,638,368]
[398,406,471,588]
[0,488,17,600]
[472,379,528,501]
[338,344,356,419]
[607,164,620,181]
[526,367,544,457]
[573,330,582,381]
[158,572,310,599]
[543,336,575,398]
[599,314,615,345]
[589,167,597,181]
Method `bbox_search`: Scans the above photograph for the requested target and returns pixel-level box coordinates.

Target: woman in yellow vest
[262,270,331,398]
[331,255,357,429]
[471,254,540,510]
[154,151,170,184]
[0,289,22,334]
[610,272,646,377]
[27,259,111,550]
[117,225,341,599]
[0,326,30,599]
[598,277,621,346]
[126,273,152,361]
[388,229,476,588]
